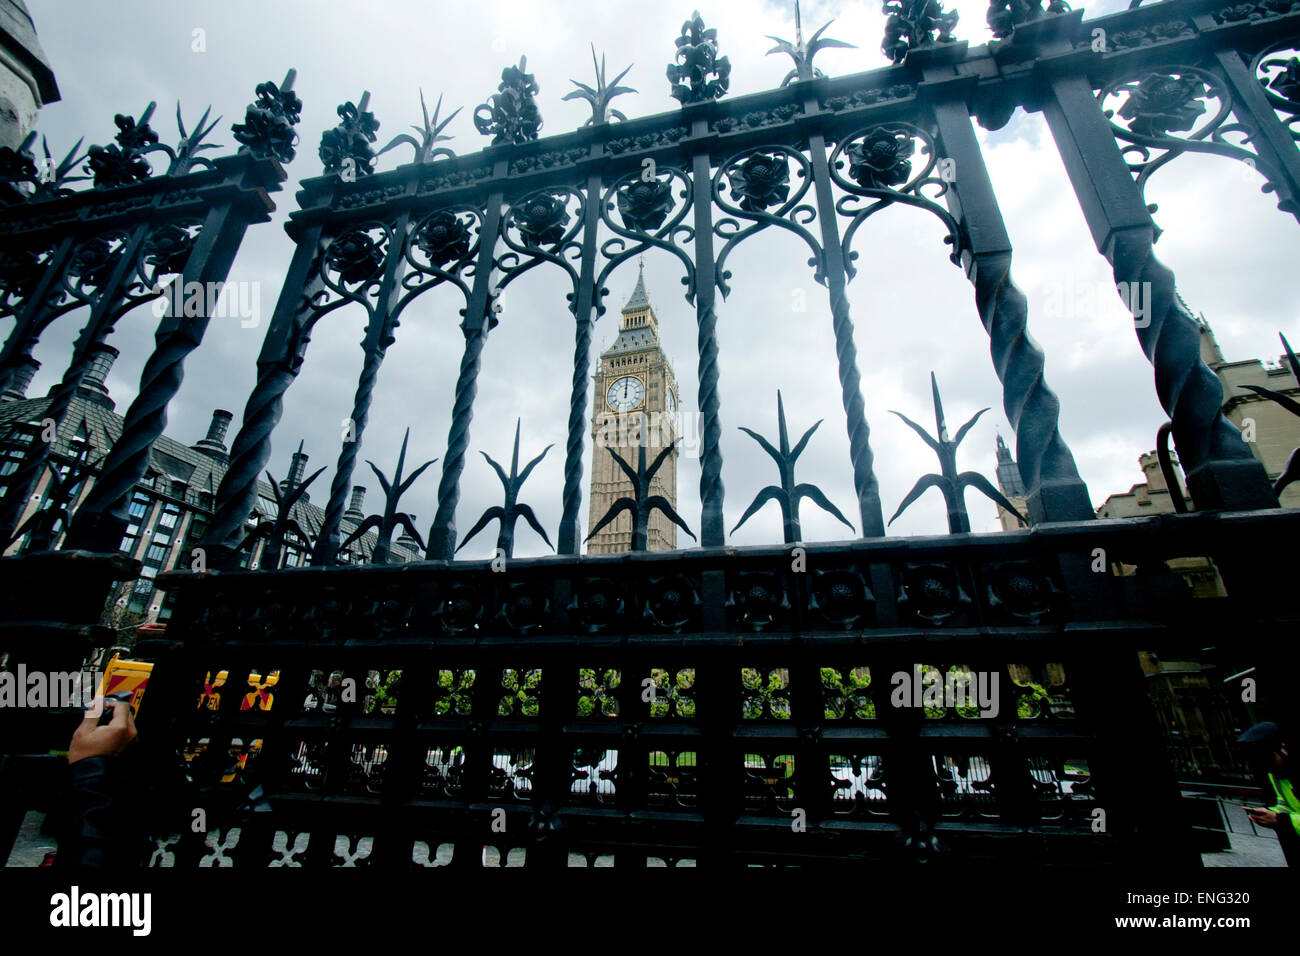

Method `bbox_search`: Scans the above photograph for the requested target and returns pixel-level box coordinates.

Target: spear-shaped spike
[1236,330,1300,496]
[457,420,552,557]
[890,374,1021,533]
[586,438,691,550]
[394,428,409,484]
[346,429,435,564]
[777,389,790,457]
[510,418,522,477]
[732,390,852,543]
[1282,332,1298,382]
[930,371,948,443]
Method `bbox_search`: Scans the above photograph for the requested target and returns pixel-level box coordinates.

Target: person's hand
[1245,807,1279,829]
[67,696,137,764]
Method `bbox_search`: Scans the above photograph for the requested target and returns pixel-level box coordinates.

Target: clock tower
[587,262,679,553]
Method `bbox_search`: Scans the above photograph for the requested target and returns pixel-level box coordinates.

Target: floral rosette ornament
[326,229,386,285]
[68,235,120,290]
[142,223,196,277]
[616,178,673,231]
[510,193,569,246]
[726,152,790,212]
[845,128,915,188]
[415,211,471,266]
[1117,73,1208,138]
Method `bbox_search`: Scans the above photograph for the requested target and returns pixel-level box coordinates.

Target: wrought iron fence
[1,0,1299,866]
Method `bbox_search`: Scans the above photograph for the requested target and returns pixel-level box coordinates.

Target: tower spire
[622,259,651,315]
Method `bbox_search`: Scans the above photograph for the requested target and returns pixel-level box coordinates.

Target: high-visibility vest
[1267,773,1300,837]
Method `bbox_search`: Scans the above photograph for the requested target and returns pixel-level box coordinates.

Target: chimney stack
[77,344,118,409]
[395,515,418,557]
[279,440,309,500]
[344,485,366,520]
[1,355,39,402]
[192,408,233,461]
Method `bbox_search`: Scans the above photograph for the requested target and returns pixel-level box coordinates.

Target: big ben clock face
[665,388,676,418]
[606,376,645,412]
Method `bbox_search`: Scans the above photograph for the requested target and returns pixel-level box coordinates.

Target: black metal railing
[1,0,1298,867]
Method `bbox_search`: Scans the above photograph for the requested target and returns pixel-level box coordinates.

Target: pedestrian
[1238,721,1298,866]
[53,694,137,867]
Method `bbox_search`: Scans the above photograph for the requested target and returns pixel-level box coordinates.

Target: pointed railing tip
[1238,330,1300,497]
[319,92,380,176]
[341,431,435,563]
[236,444,325,568]
[766,2,856,86]
[587,439,693,550]
[733,390,852,542]
[377,90,461,165]
[458,418,553,558]
[889,375,1024,532]
[564,42,636,127]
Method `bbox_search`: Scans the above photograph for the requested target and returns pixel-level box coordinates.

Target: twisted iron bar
[315,335,386,563]
[696,293,724,545]
[1111,230,1265,492]
[973,252,1084,502]
[0,229,147,542]
[205,362,299,558]
[827,274,884,536]
[429,324,489,558]
[563,310,591,552]
[68,217,257,550]
[202,251,321,560]
[313,217,418,565]
[66,307,199,548]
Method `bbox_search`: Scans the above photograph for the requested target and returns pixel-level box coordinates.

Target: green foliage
[434,668,475,716]
[741,667,790,720]
[1008,662,1069,719]
[821,666,875,720]
[577,668,620,717]
[499,668,542,717]
[365,668,403,715]
[648,668,695,718]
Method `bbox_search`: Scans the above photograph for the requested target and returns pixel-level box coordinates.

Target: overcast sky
[16,0,1299,558]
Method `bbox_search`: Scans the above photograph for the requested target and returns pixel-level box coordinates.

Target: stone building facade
[0,0,58,151]
[0,346,419,624]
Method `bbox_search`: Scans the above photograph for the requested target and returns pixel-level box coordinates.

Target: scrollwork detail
[829,122,962,278]
[1100,66,1291,217]
[712,145,823,297]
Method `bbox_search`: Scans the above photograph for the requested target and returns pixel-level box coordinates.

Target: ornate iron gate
[2,1,1298,866]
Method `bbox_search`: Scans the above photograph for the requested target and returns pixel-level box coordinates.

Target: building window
[119,491,153,554]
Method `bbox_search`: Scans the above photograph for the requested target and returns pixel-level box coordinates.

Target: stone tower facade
[587,263,679,553]
[994,433,1028,531]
